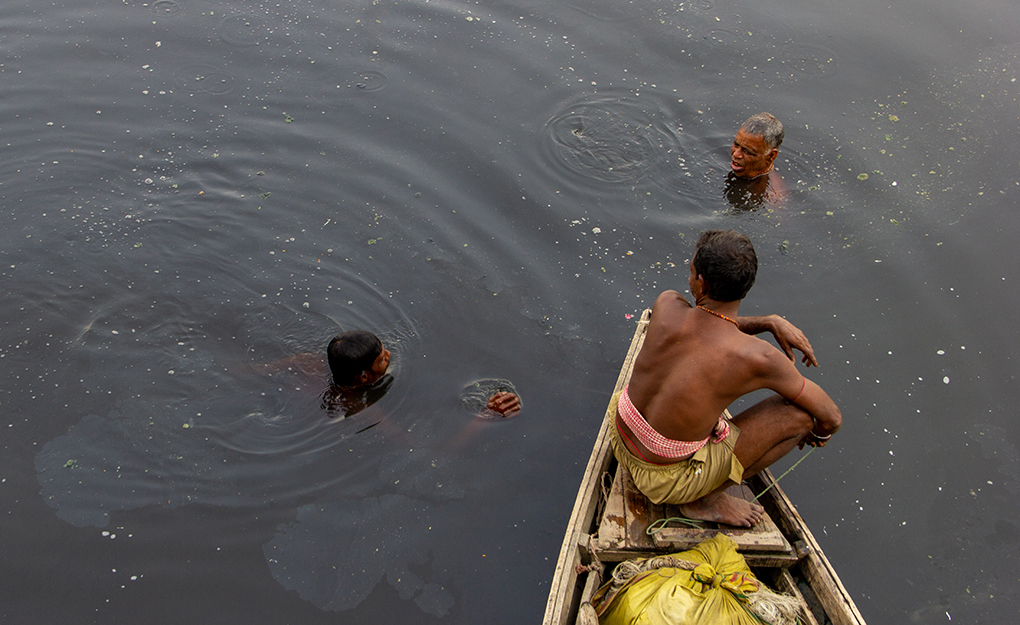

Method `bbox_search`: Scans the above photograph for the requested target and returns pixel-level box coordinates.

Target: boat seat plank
[598,463,794,558]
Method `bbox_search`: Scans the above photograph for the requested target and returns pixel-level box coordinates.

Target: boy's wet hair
[327,330,382,387]
[694,230,758,302]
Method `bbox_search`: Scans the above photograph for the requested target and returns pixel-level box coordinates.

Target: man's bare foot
[678,491,764,527]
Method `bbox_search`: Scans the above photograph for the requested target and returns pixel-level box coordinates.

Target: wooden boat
[543,310,866,625]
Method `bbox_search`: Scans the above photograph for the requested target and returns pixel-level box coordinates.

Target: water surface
[2,0,1019,622]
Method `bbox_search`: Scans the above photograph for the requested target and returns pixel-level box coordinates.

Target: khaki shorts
[608,391,745,505]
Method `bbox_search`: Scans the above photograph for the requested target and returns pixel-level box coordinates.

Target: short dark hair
[327,330,382,387]
[693,230,757,302]
[740,113,784,151]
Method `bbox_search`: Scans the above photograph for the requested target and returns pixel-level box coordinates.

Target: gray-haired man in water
[724,113,786,210]
[730,113,783,179]
[611,230,841,526]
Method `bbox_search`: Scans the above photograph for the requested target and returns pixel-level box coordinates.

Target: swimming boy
[326,330,521,417]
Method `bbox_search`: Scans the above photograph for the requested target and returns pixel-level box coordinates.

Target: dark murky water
[2,0,1019,622]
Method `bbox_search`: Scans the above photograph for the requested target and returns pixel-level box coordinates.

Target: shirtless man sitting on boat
[611,229,841,527]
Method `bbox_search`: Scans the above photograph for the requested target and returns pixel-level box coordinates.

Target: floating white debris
[943,376,950,384]
[937,350,945,355]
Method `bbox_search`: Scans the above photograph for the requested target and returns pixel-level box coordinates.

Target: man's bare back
[616,231,841,527]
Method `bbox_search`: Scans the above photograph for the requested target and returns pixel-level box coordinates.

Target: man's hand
[767,315,818,367]
[486,391,521,418]
[798,431,831,449]
[736,314,818,366]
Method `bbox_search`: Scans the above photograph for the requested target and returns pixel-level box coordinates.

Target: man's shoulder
[738,334,795,375]
[652,290,692,310]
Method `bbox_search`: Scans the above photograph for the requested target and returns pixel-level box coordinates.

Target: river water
[2,0,1018,622]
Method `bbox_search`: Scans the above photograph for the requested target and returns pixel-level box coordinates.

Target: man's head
[327,330,391,388]
[730,113,783,179]
[691,230,758,302]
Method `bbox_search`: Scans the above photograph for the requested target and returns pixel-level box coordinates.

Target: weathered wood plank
[597,464,627,549]
[773,568,822,625]
[608,465,793,554]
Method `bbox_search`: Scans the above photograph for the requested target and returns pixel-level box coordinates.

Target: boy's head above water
[327,330,391,388]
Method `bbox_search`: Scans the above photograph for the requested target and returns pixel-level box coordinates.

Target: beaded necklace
[696,305,739,328]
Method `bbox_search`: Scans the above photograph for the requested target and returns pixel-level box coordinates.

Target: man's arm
[737,314,818,367]
[758,348,841,442]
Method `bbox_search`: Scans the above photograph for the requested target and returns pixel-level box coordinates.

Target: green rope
[646,516,704,535]
[751,447,815,502]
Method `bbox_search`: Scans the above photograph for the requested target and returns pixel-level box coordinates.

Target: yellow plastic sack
[591,534,767,625]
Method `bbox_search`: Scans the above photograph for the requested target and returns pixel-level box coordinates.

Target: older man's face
[730,130,777,178]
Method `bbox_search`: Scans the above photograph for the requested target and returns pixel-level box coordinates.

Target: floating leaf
[857,173,869,181]
[888,114,899,122]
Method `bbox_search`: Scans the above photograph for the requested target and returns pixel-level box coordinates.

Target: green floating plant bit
[857,173,869,181]
[367,238,380,245]
[283,113,294,123]
[64,459,76,468]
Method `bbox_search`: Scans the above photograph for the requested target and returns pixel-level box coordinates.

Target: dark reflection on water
[3,0,1020,622]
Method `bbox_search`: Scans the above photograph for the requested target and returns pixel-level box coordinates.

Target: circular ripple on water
[346,69,389,92]
[545,95,683,184]
[150,0,184,17]
[702,28,743,47]
[174,65,239,95]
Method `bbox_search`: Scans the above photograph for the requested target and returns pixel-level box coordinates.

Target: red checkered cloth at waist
[617,385,730,459]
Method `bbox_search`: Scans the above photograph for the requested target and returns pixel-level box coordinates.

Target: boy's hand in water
[486,392,521,418]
